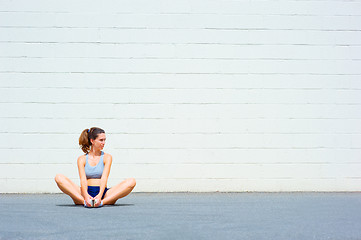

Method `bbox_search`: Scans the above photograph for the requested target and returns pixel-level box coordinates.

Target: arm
[94,154,112,206]
[77,156,93,206]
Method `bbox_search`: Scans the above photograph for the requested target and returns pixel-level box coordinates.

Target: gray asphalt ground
[0,192,360,240]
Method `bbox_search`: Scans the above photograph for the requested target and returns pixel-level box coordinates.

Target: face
[90,133,106,150]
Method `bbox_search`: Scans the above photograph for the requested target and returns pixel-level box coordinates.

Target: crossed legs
[54,174,136,205]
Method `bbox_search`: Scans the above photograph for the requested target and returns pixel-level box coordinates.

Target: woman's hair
[79,127,105,153]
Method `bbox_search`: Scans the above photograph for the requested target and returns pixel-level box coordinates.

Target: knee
[126,178,136,189]
[54,174,65,184]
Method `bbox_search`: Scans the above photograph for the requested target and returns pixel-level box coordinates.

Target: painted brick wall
[0,0,360,192]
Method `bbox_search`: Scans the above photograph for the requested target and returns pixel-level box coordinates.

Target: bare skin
[55,174,136,205]
[55,132,136,206]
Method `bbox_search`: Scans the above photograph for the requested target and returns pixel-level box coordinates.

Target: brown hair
[79,127,105,153]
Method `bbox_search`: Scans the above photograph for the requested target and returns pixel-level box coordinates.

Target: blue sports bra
[85,151,104,179]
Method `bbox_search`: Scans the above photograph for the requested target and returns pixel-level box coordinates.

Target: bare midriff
[87,178,101,186]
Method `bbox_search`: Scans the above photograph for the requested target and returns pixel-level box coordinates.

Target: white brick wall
[0,0,360,192]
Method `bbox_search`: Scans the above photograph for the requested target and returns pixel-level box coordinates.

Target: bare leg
[54,174,84,205]
[102,178,136,205]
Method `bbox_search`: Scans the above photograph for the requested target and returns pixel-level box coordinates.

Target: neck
[89,148,102,156]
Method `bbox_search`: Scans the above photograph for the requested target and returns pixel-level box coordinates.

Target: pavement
[0,192,360,240]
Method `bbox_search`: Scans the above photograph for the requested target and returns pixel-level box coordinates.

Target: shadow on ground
[56,203,135,207]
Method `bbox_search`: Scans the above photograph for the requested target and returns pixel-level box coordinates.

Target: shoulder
[77,155,86,165]
[103,152,113,163]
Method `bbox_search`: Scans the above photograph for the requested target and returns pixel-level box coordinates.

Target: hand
[84,195,94,207]
[94,195,102,207]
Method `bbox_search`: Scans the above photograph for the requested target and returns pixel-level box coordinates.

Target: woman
[55,127,136,207]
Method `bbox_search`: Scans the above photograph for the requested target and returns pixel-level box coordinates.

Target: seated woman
[55,127,136,207]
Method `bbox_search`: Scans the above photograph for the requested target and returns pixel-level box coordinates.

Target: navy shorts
[87,186,109,199]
